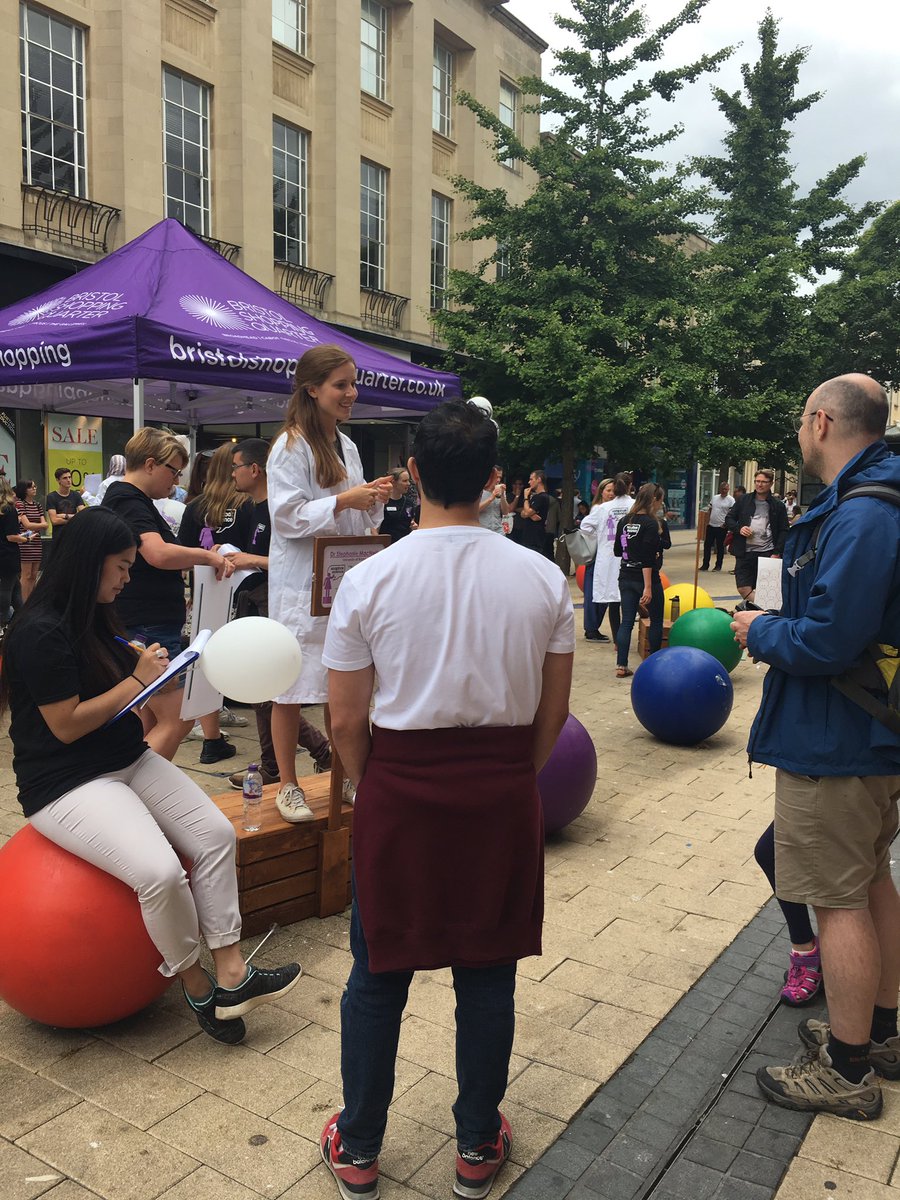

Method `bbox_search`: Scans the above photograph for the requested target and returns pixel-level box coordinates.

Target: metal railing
[275,260,334,311]
[21,184,120,253]
[360,286,408,330]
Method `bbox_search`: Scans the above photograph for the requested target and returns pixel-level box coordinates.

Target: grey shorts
[774,769,900,908]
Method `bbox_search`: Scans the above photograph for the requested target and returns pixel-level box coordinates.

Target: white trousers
[30,749,240,977]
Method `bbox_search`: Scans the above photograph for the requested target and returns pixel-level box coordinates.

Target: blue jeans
[616,571,664,667]
[337,897,517,1158]
[125,623,186,688]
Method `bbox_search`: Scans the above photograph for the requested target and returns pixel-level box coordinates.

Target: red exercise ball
[576,564,586,592]
[0,826,172,1027]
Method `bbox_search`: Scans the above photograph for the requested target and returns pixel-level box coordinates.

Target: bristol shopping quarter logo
[179,294,318,344]
[8,292,127,327]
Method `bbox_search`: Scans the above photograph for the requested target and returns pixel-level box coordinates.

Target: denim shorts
[125,623,186,689]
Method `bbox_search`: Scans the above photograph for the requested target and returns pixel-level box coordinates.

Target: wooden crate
[638,617,673,659]
[212,773,353,936]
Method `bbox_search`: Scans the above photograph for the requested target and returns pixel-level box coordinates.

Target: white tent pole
[132,378,144,433]
[189,424,198,460]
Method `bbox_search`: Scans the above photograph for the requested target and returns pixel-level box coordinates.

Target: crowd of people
[0,355,898,1189]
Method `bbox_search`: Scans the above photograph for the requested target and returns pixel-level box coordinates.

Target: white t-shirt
[708,494,735,528]
[323,525,575,730]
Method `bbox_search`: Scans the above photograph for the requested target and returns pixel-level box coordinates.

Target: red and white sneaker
[454,1113,512,1199]
[320,1113,379,1200]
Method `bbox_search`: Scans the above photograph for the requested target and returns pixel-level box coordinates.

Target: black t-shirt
[45,489,85,520]
[102,481,185,627]
[177,496,256,552]
[5,611,147,816]
[520,491,550,550]
[379,497,415,543]
[242,499,271,558]
[615,513,662,573]
[0,503,20,570]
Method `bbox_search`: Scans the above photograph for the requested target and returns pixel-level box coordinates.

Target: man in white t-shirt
[701,481,735,572]
[320,400,575,1200]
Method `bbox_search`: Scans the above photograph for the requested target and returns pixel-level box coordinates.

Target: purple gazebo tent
[0,219,460,428]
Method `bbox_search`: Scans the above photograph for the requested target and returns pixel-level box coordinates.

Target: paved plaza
[1,531,897,1199]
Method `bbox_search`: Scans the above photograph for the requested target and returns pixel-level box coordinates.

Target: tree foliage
[432,0,733,482]
[692,10,881,467]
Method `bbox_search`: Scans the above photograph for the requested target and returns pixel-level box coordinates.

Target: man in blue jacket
[733,373,900,1121]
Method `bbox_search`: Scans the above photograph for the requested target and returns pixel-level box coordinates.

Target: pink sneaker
[781,940,823,1006]
[321,1113,379,1200]
[454,1113,512,1199]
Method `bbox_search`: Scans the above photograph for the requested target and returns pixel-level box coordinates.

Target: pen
[114,635,145,652]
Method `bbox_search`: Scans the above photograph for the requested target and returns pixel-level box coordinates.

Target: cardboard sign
[311,535,391,616]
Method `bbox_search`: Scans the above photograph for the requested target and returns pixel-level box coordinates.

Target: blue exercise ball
[631,646,734,745]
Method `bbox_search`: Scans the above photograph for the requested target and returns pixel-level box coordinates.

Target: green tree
[811,200,900,389]
[692,10,881,467]
[432,0,732,507]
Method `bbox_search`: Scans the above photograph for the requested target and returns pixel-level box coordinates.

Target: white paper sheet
[754,556,784,612]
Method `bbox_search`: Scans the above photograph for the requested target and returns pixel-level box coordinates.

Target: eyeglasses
[161,462,183,480]
[792,409,835,433]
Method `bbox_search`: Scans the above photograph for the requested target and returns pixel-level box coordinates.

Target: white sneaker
[219,706,249,728]
[342,778,356,807]
[275,784,314,823]
[185,723,204,740]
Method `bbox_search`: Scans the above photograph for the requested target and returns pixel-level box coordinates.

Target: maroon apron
[353,724,544,973]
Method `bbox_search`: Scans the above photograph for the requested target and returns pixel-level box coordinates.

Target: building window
[273,119,307,266]
[495,245,510,281]
[433,42,453,138]
[361,0,387,100]
[163,67,211,236]
[273,0,306,56]
[431,194,451,310]
[19,3,86,196]
[499,78,519,168]
[360,160,386,290]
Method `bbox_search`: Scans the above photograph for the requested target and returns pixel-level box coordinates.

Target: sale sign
[45,414,103,490]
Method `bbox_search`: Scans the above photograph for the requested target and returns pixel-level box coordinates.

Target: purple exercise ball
[537,715,598,835]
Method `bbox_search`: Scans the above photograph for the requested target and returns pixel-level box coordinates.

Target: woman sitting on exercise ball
[0,507,300,1043]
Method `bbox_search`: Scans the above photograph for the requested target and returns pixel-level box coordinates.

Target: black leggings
[754,821,814,946]
[596,602,620,639]
[0,568,21,624]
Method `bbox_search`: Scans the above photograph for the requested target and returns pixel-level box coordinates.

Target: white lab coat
[581,497,633,604]
[268,428,382,702]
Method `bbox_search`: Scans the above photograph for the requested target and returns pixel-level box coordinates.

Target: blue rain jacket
[746,441,900,776]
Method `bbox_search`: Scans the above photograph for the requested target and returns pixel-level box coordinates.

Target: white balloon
[467,395,493,418]
[199,617,302,704]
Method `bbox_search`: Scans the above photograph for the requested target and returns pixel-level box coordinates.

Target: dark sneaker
[200,735,237,765]
[183,974,246,1045]
[454,1113,512,1198]
[321,1112,379,1200]
[756,1044,882,1120]
[799,1018,900,1080]
[213,962,301,1020]
[313,751,333,773]
[228,765,279,790]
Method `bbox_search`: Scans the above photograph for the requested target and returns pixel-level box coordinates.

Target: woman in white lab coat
[579,473,632,643]
[267,345,392,823]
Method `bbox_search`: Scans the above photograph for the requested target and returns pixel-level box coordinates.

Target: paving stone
[697,1113,754,1149]
[798,1112,900,1183]
[715,1092,766,1123]
[713,1174,777,1199]
[538,1138,596,1182]
[681,1134,739,1172]
[757,1105,813,1136]
[504,1063,599,1123]
[705,963,747,987]
[652,1021,698,1050]
[0,1058,79,1139]
[0,1138,65,1200]
[0,1007,92,1072]
[693,976,736,1001]
[596,1076,652,1112]
[579,1157,644,1200]
[34,1184,98,1200]
[156,1166,261,1200]
[633,1036,681,1068]
[743,1125,800,1160]
[605,1133,661,1178]
[583,1096,634,1132]
[664,1003,712,1035]
[655,1157,722,1200]
[506,1162,574,1198]
[777,1157,898,1200]
[17,1101,196,1200]
[559,1119,616,1157]
[730,1149,788,1188]
[408,1139,523,1199]
[157,1036,311,1118]
[621,1112,681,1154]
[377,1114,451,1184]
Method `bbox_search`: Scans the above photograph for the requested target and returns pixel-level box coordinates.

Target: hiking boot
[228,765,279,790]
[313,750,333,773]
[799,1018,900,1080]
[756,1044,882,1120]
[320,1112,380,1200]
[275,783,314,822]
[200,735,237,764]
[454,1113,512,1199]
[213,962,301,1020]
[183,972,246,1045]
[781,941,823,1006]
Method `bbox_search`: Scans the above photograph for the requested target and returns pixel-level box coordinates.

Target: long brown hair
[197,443,251,529]
[279,345,355,488]
[625,482,665,530]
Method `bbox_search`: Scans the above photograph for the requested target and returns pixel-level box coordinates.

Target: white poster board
[179,565,239,721]
[754,556,784,613]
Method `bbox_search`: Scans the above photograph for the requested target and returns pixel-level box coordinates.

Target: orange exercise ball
[659,571,670,591]
[576,564,586,592]
[0,826,172,1027]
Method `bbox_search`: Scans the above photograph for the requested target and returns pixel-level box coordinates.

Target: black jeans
[702,525,727,570]
[0,567,21,625]
[616,571,664,668]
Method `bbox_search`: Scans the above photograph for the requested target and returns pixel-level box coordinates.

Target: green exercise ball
[668,607,743,672]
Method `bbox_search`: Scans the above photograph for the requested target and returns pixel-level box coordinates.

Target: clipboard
[106,630,212,725]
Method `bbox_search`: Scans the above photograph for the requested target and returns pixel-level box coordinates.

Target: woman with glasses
[102,428,234,760]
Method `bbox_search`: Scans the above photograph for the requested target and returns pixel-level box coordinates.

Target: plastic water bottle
[242,765,263,832]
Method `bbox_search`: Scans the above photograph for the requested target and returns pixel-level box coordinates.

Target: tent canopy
[0,219,459,424]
